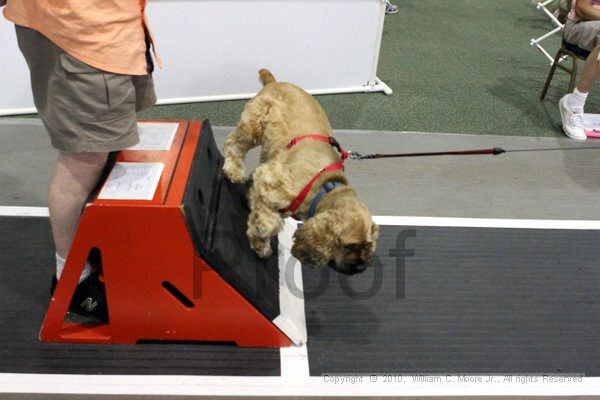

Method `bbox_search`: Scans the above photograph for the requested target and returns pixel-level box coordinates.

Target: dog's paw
[223,159,247,183]
[255,246,273,259]
[249,235,273,258]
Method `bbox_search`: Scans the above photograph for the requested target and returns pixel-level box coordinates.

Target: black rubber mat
[305,225,600,376]
[182,121,280,321]
[0,216,280,375]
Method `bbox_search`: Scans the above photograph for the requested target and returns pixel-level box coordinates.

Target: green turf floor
[140,0,591,137]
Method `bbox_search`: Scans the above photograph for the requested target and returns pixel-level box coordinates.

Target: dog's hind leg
[223,99,269,183]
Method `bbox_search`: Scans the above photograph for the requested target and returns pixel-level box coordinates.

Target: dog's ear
[291,211,339,268]
[371,221,379,242]
[365,221,379,263]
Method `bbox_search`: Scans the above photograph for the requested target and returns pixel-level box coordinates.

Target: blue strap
[306,182,345,219]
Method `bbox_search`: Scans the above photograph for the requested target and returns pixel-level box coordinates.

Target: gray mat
[305,225,600,375]
[4,119,600,221]
[0,216,280,375]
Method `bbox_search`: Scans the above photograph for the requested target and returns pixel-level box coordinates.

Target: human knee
[58,151,108,172]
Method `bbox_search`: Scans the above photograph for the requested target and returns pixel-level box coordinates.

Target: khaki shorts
[564,19,600,52]
[15,25,157,153]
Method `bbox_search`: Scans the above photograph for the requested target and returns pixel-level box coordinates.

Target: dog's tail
[259,69,276,86]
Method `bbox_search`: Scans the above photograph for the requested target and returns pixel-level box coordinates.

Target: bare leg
[48,152,108,259]
[578,45,600,93]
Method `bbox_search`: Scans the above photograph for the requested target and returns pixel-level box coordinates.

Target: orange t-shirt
[3,0,161,75]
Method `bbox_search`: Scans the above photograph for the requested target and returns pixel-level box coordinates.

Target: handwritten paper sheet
[98,162,164,200]
[128,123,178,151]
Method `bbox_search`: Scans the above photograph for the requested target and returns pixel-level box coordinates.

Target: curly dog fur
[223,69,378,275]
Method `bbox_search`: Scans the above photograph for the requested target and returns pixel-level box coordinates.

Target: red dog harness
[281,135,349,218]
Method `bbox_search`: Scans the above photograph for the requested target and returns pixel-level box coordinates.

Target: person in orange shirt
[2,0,159,322]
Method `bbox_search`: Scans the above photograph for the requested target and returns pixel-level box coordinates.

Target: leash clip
[348,151,363,160]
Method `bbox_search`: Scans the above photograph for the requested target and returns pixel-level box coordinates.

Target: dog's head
[291,196,378,275]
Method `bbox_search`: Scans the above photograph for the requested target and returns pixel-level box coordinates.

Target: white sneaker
[559,95,587,140]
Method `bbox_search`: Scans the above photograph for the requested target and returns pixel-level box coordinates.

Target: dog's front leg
[223,120,261,183]
[247,203,283,258]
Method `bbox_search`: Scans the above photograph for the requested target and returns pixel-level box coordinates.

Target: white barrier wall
[0,0,391,116]
[0,20,32,115]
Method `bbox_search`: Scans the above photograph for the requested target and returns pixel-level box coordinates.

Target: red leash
[347,145,600,159]
[280,135,600,219]
[348,147,506,160]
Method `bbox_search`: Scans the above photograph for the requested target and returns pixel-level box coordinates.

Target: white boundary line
[274,219,308,346]
[0,206,49,217]
[277,219,310,377]
[372,215,600,230]
[280,344,310,379]
[0,374,598,396]
[1,208,600,396]
[4,207,600,230]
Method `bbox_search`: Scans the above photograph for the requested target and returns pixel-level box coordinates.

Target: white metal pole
[368,0,388,86]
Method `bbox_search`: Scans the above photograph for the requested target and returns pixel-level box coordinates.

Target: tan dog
[223,69,378,275]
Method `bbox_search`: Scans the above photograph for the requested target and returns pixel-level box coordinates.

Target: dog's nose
[349,262,367,274]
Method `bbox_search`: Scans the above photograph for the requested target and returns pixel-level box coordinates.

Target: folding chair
[531,0,568,63]
[540,39,590,100]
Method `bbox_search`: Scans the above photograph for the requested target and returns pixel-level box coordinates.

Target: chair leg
[541,48,567,100]
[568,56,579,93]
